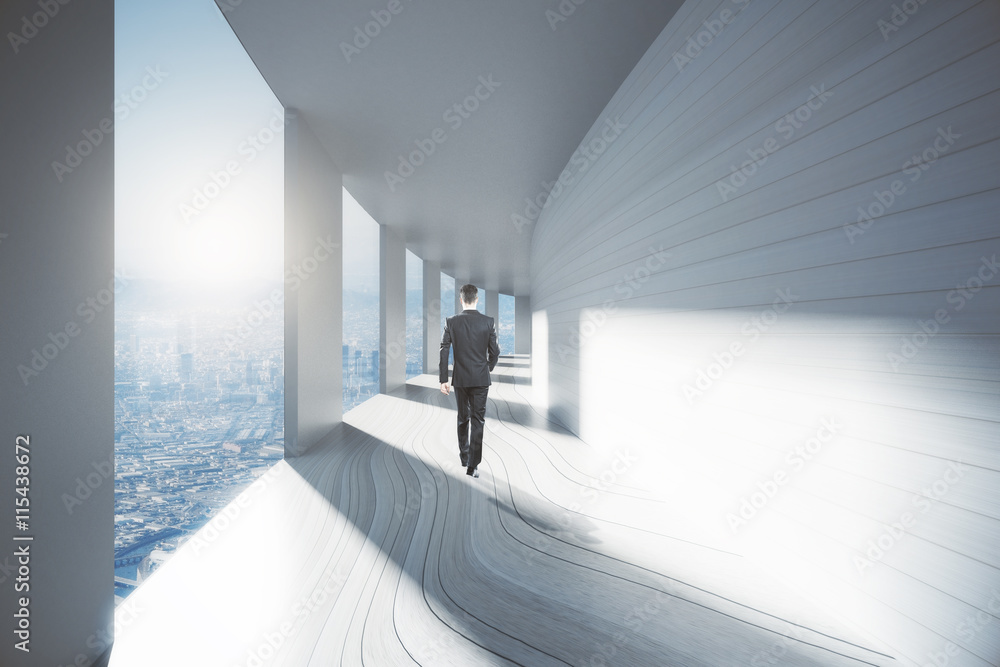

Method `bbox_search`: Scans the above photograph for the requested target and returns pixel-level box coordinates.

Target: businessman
[440,284,500,478]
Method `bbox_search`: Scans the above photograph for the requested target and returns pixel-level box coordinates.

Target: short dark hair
[460,284,478,305]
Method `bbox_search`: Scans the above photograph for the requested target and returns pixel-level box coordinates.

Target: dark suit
[440,308,500,471]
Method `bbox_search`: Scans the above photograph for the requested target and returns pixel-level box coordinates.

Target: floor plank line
[109,357,899,666]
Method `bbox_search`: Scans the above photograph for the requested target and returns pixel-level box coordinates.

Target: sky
[115,0,393,293]
[115,0,283,287]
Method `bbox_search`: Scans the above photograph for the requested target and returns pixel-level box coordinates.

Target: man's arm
[487,318,500,371]
[439,318,452,394]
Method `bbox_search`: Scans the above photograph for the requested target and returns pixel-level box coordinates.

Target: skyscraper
[178,353,193,383]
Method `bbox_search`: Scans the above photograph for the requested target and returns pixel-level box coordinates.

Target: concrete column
[380,225,406,393]
[0,1,114,663]
[455,276,463,313]
[515,295,532,354]
[284,109,343,457]
[423,260,441,374]
[486,290,499,326]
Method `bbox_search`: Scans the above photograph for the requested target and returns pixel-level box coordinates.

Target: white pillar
[515,295,532,354]
[284,109,343,456]
[485,290,500,325]
[455,276,463,313]
[0,2,115,662]
[423,261,441,374]
[380,225,406,393]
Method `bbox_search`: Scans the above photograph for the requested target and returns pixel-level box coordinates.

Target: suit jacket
[440,309,500,387]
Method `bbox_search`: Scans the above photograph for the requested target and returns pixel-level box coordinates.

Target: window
[499,293,515,355]
[342,189,380,411]
[405,250,422,379]
[114,0,283,604]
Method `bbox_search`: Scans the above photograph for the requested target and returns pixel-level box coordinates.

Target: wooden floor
[109,356,899,666]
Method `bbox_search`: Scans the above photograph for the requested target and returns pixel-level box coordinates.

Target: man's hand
[440,383,450,396]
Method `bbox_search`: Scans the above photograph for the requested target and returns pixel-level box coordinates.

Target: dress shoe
[466,467,479,478]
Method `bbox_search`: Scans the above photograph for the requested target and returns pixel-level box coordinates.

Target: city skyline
[115,0,284,287]
[111,0,516,606]
[112,277,515,601]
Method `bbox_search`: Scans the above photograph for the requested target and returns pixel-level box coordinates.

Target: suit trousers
[454,385,488,470]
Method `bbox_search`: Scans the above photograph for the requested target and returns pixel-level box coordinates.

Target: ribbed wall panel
[529,1,1000,665]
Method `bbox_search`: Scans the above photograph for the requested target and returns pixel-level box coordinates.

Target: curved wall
[529,1,1000,664]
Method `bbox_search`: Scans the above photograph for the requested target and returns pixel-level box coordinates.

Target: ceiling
[218,0,682,295]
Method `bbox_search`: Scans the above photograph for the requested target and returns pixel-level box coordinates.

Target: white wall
[530,1,1000,664]
[284,110,344,456]
[515,295,532,354]
[485,290,500,331]
[380,224,406,393]
[0,0,115,664]
[423,260,442,374]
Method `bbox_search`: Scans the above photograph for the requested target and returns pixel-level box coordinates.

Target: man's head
[460,283,478,308]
